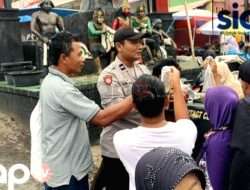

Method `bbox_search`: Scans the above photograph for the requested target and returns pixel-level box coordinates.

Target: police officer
[93,27,150,190]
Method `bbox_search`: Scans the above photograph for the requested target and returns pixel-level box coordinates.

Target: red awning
[12,0,41,9]
[0,0,5,8]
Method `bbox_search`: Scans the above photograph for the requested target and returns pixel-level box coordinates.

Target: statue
[152,18,177,58]
[152,19,176,48]
[130,4,159,63]
[131,4,152,34]
[112,0,131,30]
[88,8,115,72]
[31,0,64,44]
[31,0,64,71]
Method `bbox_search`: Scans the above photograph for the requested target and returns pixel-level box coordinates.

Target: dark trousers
[89,43,112,68]
[229,150,250,190]
[91,156,129,190]
[44,175,89,190]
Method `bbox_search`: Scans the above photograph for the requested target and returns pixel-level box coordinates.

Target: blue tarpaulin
[18,8,79,23]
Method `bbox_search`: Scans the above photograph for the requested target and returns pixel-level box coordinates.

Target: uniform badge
[119,63,126,71]
[104,75,112,85]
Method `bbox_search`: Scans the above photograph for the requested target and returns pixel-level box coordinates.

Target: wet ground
[0,112,101,190]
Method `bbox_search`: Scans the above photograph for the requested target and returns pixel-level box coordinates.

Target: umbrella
[172,9,216,20]
[197,16,249,35]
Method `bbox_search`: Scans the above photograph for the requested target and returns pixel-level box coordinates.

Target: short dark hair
[49,31,79,66]
[132,74,166,118]
[114,27,145,43]
[202,49,216,61]
[152,58,181,78]
[239,62,250,84]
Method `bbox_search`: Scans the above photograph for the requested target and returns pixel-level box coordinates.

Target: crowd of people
[29,1,250,190]
[30,0,177,73]
[33,28,250,190]
[86,1,177,69]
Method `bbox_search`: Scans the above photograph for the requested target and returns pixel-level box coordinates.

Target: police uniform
[94,56,150,190]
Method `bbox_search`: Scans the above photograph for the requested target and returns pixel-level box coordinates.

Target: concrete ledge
[0,74,102,145]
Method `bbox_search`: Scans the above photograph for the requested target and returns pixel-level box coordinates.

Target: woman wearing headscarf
[199,86,239,190]
[135,147,206,190]
[202,57,244,99]
[224,36,240,55]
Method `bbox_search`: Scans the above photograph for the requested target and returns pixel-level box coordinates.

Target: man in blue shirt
[40,31,133,190]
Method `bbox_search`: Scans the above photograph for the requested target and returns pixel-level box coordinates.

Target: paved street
[0,112,101,190]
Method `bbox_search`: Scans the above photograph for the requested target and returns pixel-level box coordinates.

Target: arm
[162,31,177,48]
[90,96,133,126]
[147,17,152,33]
[170,67,189,120]
[161,30,167,38]
[112,18,119,30]
[60,84,133,127]
[88,21,103,36]
[171,39,177,48]
[56,15,64,31]
[131,16,138,29]
[95,71,135,127]
[104,24,115,34]
[169,35,177,48]
[31,13,48,43]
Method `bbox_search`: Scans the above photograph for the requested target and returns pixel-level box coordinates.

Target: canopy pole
[184,0,195,58]
[212,0,214,35]
[4,0,12,8]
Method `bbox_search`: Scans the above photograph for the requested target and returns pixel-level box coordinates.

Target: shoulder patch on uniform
[103,75,113,85]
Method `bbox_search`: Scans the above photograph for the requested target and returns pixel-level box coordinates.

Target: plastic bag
[30,101,43,182]
[202,64,216,92]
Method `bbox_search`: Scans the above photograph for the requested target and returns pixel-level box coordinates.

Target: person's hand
[181,85,189,102]
[169,66,181,90]
[203,56,215,69]
[202,58,209,69]
[206,58,217,74]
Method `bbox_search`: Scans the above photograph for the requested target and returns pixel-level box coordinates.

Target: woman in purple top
[202,86,239,190]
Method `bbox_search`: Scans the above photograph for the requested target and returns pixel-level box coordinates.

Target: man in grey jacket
[40,31,133,190]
